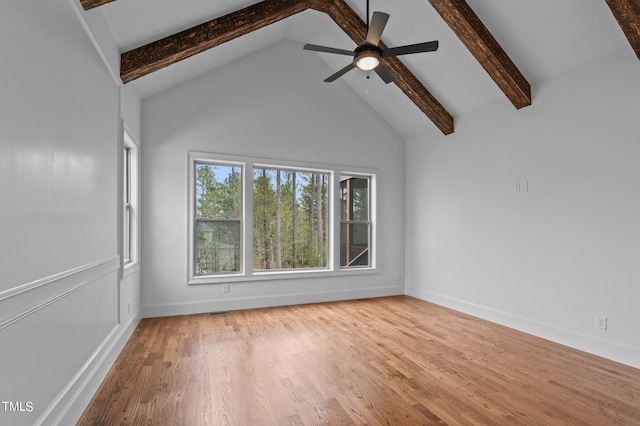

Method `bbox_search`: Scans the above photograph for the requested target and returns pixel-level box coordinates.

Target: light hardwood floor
[78,296,640,425]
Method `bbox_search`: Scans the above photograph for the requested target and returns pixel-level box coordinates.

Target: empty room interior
[2,0,640,424]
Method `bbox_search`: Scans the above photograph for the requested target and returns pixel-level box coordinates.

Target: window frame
[122,128,139,274]
[252,164,331,273]
[193,160,244,276]
[340,174,374,269]
[187,151,377,285]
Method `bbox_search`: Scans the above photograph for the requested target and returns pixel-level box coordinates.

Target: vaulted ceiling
[82,0,639,137]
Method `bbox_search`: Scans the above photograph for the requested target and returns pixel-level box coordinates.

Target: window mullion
[331,169,341,272]
[243,161,254,276]
[369,174,376,269]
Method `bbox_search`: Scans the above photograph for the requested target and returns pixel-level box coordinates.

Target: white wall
[141,40,405,316]
[122,85,142,142]
[405,47,640,368]
[0,1,140,424]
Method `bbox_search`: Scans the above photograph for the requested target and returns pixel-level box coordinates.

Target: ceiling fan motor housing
[354,44,383,70]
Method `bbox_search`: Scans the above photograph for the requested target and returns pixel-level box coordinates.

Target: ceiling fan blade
[374,63,396,84]
[366,12,390,45]
[304,44,355,56]
[382,40,439,58]
[324,63,356,82]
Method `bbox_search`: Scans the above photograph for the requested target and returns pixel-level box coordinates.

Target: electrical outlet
[223,283,230,293]
[514,182,529,193]
[596,315,607,330]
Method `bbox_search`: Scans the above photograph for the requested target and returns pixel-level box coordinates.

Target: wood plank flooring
[78,296,640,425]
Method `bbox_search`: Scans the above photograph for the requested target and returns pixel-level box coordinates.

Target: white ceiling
[97,0,629,138]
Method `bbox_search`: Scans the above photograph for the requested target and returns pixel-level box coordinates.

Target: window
[188,152,375,283]
[253,167,329,271]
[340,175,371,268]
[123,130,138,267]
[194,162,242,275]
[123,145,131,263]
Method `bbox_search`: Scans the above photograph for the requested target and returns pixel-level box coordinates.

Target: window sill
[187,267,377,285]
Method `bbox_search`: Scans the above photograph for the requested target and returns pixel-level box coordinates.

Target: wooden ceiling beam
[80,0,117,10]
[605,0,640,60]
[427,0,531,109]
[120,0,454,134]
[120,0,309,84]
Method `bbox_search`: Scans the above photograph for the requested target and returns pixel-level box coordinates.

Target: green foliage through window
[195,163,242,275]
[253,167,329,270]
[191,155,374,279]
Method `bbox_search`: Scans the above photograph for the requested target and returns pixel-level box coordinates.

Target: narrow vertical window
[123,130,138,266]
[123,145,132,263]
[194,162,242,275]
[340,175,371,268]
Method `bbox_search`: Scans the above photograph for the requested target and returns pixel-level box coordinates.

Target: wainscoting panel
[0,257,120,426]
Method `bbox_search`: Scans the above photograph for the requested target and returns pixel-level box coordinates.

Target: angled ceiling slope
[81,0,537,135]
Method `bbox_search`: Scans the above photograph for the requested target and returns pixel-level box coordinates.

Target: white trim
[188,266,379,285]
[187,155,246,281]
[123,128,140,270]
[40,309,141,426]
[0,258,121,342]
[339,172,376,270]
[0,256,127,425]
[407,288,640,369]
[0,256,119,302]
[0,273,111,331]
[143,284,404,318]
[187,151,378,285]
[243,161,254,276]
[123,262,140,279]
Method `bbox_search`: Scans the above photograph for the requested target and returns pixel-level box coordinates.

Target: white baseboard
[46,309,141,426]
[407,288,640,370]
[143,285,404,318]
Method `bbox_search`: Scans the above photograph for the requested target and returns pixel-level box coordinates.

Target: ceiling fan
[303,0,439,84]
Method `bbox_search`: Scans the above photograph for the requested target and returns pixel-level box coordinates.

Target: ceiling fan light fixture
[355,51,380,71]
[304,4,438,84]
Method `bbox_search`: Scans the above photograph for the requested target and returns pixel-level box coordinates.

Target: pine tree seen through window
[195,163,242,275]
[194,163,330,275]
[189,153,375,281]
[253,167,329,271]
